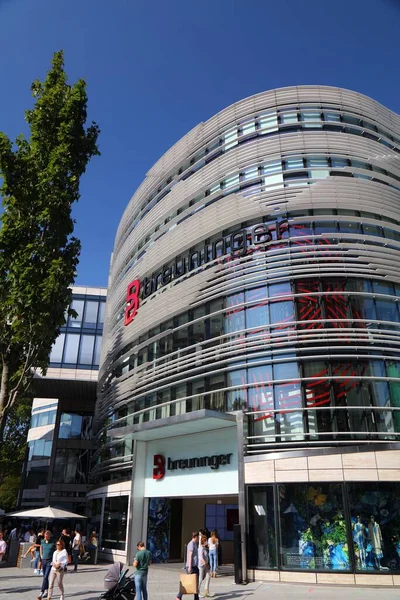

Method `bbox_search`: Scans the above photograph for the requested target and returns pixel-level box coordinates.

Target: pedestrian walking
[71,528,81,572]
[208,531,219,578]
[47,539,68,600]
[0,532,7,562]
[133,541,152,600]
[38,530,55,599]
[59,528,71,571]
[198,535,214,598]
[176,531,199,600]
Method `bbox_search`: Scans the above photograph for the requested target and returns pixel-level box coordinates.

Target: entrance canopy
[108,409,237,441]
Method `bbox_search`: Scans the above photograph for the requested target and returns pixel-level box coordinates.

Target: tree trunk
[0,359,10,440]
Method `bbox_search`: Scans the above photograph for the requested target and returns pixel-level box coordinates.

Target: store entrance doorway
[147,495,239,563]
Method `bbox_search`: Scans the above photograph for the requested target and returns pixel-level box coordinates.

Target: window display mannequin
[353,516,367,569]
[368,515,383,569]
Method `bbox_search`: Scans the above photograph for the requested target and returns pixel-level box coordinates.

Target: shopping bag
[179,572,197,595]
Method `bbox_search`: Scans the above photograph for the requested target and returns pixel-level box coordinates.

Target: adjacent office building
[20,286,106,516]
[51,86,400,584]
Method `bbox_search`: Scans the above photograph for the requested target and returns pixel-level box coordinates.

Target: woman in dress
[208,531,219,578]
[47,539,68,600]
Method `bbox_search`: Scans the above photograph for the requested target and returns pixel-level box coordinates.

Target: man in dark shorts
[176,531,199,600]
[133,541,152,600]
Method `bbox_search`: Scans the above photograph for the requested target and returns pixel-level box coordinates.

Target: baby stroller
[99,562,136,600]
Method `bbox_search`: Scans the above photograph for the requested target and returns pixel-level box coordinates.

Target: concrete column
[127,440,147,563]
[236,411,248,583]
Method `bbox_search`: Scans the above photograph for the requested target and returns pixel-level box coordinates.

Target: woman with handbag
[47,539,68,600]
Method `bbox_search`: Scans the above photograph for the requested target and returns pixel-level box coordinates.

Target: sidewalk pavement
[0,562,399,600]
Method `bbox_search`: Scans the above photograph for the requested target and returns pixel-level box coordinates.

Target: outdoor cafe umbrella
[7,505,87,522]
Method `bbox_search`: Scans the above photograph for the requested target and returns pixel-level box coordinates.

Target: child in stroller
[99,562,136,600]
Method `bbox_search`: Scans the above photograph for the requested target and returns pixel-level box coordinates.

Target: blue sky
[0,0,399,287]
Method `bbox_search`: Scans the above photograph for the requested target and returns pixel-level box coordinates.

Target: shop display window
[248,486,277,569]
[102,496,129,551]
[278,483,349,571]
[348,482,400,573]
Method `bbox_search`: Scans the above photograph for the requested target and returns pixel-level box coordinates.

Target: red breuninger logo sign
[124,279,141,326]
[153,454,166,480]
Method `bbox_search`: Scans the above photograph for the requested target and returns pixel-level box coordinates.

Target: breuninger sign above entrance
[153,453,234,480]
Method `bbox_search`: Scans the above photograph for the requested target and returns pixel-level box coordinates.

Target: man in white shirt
[0,532,7,562]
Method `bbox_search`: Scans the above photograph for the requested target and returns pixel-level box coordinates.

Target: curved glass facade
[94,86,400,491]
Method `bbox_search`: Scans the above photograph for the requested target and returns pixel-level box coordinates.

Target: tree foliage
[0,50,100,436]
[0,396,31,509]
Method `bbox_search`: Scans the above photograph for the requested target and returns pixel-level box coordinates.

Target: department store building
[91,86,400,585]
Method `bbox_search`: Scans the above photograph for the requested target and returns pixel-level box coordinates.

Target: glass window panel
[48,410,57,425]
[301,111,322,127]
[246,287,267,303]
[309,169,330,180]
[279,483,349,571]
[262,160,282,175]
[247,486,277,569]
[289,222,313,237]
[281,112,298,124]
[242,120,256,135]
[224,173,240,189]
[275,385,304,441]
[63,334,80,364]
[324,112,341,122]
[348,482,400,573]
[269,282,292,297]
[259,111,278,132]
[314,221,338,234]
[331,157,349,168]
[227,369,247,411]
[50,333,65,363]
[270,300,294,327]
[372,281,394,296]
[343,115,360,126]
[98,301,106,324]
[285,179,308,188]
[224,128,238,150]
[225,291,245,333]
[209,182,221,195]
[68,299,84,328]
[32,439,45,458]
[94,335,102,366]
[384,228,400,242]
[307,157,329,168]
[264,173,284,189]
[274,361,300,380]
[248,364,273,410]
[242,166,259,181]
[79,335,95,365]
[285,158,304,170]
[339,221,362,234]
[376,300,399,322]
[83,301,99,328]
[37,412,49,427]
[246,305,269,331]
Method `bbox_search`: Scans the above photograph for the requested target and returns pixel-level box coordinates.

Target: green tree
[0,396,31,509]
[0,50,100,437]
